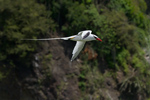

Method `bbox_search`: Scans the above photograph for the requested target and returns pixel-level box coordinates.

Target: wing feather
[82,32,90,39]
[71,41,86,61]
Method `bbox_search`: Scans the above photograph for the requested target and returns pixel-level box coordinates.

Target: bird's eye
[94,36,97,39]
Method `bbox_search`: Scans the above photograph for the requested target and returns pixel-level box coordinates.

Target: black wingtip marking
[83,32,90,39]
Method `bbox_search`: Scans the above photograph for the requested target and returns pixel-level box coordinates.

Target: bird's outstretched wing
[77,30,92,39]
[82,32,90,39]
[71,41,86,61]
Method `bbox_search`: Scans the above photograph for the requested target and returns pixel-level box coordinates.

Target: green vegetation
[0,0,54,80]
[0,0,150,99]
[50,0,150,99]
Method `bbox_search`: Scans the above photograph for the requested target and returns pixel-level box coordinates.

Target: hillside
[0,0,150,100]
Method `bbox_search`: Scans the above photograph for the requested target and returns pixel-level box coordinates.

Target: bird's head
[93,35,102,42]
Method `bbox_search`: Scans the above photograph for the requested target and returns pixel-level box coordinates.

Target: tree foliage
[48,0,150,98]
[1,0,150,99]
[0,0,55,80]
[0,0,54,61]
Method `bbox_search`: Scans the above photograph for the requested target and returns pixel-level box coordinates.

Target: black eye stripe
[83,32,90,39]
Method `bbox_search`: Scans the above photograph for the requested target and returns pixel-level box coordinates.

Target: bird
[22,30,102,61]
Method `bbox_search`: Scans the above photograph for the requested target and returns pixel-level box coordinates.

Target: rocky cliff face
[0,32,147,100]
[0,33,81,100]
[1,0,150,100]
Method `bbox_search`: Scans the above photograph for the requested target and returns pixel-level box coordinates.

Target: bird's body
[23,30,102,61]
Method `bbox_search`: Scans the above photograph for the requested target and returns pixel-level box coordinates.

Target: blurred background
[0,0,150,100]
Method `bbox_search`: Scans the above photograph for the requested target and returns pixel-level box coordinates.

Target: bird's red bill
[96,38,102,42]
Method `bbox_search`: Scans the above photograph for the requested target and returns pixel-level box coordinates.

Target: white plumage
[22,30,102,61]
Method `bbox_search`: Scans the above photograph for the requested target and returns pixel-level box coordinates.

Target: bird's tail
[21,37,70,41]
